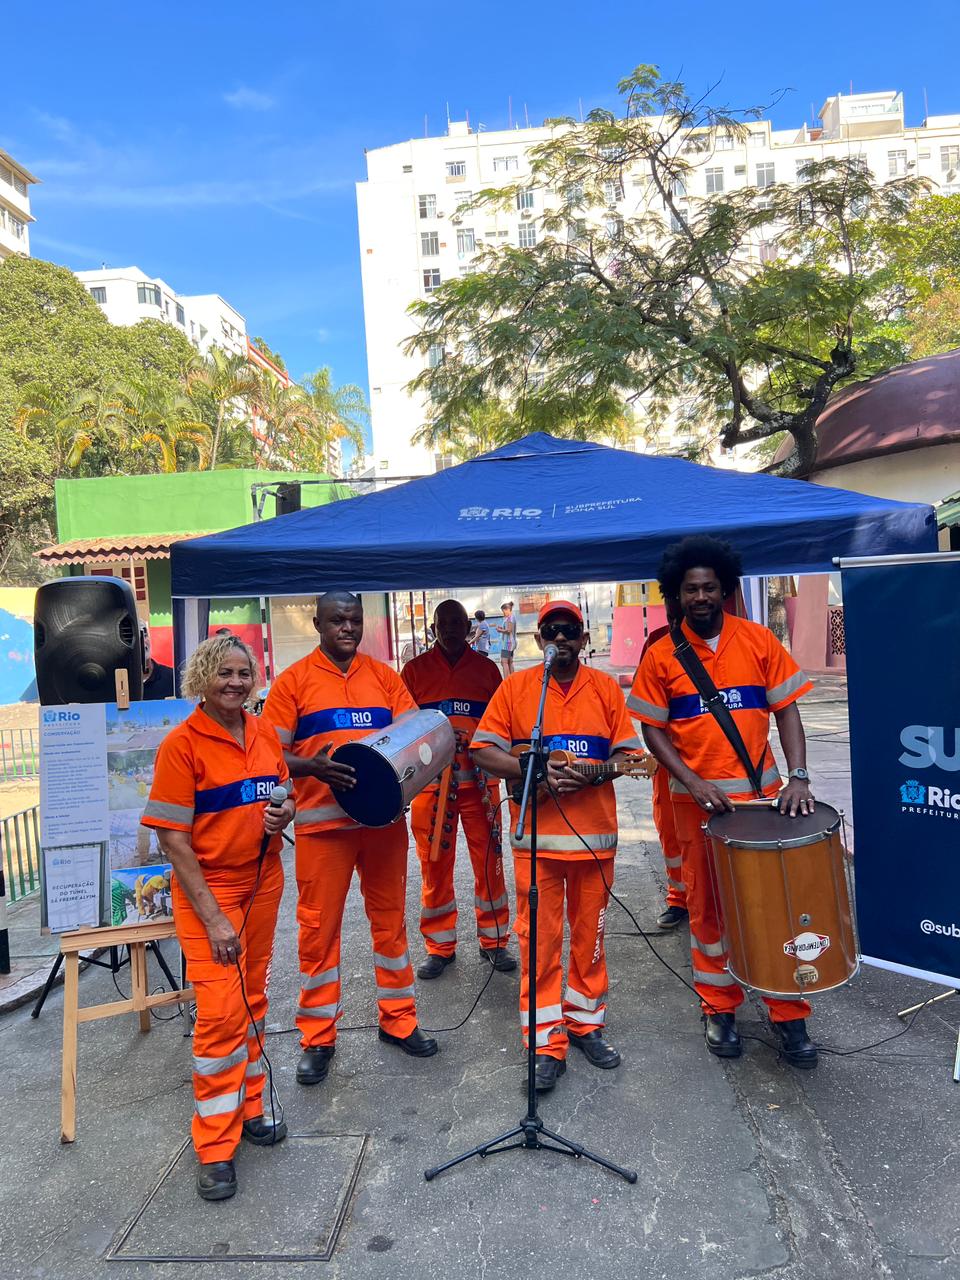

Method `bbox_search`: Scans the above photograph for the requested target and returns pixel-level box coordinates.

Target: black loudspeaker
[34,576,144,704]
[275,482,302,516]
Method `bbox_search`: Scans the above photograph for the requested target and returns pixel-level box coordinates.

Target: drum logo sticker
[783,931,830,960]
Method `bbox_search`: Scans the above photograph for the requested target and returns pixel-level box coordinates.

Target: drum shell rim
[726,956,860,999]
[706,804,841,851]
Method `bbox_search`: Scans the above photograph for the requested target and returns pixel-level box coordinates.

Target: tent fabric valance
[171,434,937,599]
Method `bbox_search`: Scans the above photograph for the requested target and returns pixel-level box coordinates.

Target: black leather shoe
[569,1028,621,1069]
[417,953,455,980]
[296,1044,335,1085]
[774,1018,819,1070]
[196,1159,237,1202]
[533,1055,566,1092]
[704,1013,743,1058]
[378,1025,439,1057]
[481,946,517,972]
[242,1114,288,1145]
[657,905,689,930]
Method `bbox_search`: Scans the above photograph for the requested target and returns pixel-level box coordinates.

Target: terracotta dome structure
[772,348,960,507]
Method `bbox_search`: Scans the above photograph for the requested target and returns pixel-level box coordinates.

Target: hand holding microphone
[263,784,293,837]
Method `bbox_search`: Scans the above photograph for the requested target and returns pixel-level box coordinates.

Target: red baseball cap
[537,599,584,627]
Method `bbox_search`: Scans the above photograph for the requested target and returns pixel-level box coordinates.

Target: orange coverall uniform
[639,625,686,910]
[261,648,419,1048]
[402,644,509,957]
[629,614,814,1022]
[472,664,643,1060]
[142,706,289,1163]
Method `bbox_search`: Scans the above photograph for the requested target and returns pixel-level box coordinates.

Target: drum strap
[671,629,766,797]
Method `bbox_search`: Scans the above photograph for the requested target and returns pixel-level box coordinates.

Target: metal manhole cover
[106,1132,367,1263]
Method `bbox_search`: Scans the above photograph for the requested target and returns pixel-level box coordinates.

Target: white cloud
[223,86,276,112]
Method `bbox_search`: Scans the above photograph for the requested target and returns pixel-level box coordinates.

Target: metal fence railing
[0,728,39,781]
[2,804,41,903]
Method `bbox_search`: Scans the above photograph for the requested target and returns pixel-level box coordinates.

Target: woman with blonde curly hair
[142,635,295,1202]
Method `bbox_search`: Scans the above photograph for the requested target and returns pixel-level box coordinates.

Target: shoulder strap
[671,627,765,798]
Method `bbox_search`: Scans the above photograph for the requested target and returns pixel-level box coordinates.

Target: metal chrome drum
[331,709,456,827]
[705,801,858,998]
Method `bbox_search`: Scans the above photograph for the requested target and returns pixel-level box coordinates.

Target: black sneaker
[417,953,455,980]
[196,1159,236,1202]
[242,1114,288,1145]
[296,1044,335,1086]
[774,1018,819,1070]
[480,946,517,972]
[569,1028,621,1069]
[656,905,689,930]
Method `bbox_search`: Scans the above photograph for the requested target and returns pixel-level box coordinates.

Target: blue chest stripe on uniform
[511,734,611,761]
[294,706,392,741]
[195,774,280,815]
[668,685,768,722]
[420,699,489,719]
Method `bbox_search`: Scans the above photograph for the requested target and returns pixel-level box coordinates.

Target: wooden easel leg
[131,944,151,1033]
[60,952,79,1144]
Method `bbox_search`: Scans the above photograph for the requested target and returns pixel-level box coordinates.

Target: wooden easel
[59,919,193,1144]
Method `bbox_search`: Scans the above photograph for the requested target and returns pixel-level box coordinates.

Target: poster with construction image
[40,698,194,932]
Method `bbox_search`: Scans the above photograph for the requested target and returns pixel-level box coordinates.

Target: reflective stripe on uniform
[692,967,736,987]
[474,893,508,912]
[246,1018,265,1039]
[143,798,194,825]
[612,736,644,751]
[301,965,339,990]
[535,1027,565,1047]
[192,1045,248,1076]
[274,726,294,745]
[472,731,511,752]
[373,951,411,972]
[767,671,808,705]
[691,932,726,958]
[564,985,606,1012]
[520,1004,563,1028]
[245,1059,266,1078]
[298,1001,342,1019]
[478,925,503,940]
[295,804,357,826]
[566,1007,606,1026]
[511,832,618,852]
[377,984,415,1001]
[195,1085,245,1118]
[668,766,780,797]
[425,928,457,944]
[667,875,686,892]
[626,693,668,723]
[421,900,457,920]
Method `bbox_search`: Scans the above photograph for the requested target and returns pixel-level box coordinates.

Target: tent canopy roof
[171,433,937,598]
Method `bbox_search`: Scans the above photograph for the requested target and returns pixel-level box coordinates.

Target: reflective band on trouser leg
[513,854,568,1060]
[673,803,743,1017]
[294,831,360,1049]
[563,858,613,1039]
[460,785,510,950]
[653,769,687,909]
[238,858,284,1119]
[410,791,458,957]
[357,822,419,1039]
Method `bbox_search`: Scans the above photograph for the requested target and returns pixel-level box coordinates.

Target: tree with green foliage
[185,346,259,469]
[407,66,929,476]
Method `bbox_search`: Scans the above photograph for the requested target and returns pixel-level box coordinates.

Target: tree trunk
[767,575,791,649]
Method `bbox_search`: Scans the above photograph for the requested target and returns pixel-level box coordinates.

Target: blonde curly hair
[180,635,261,702]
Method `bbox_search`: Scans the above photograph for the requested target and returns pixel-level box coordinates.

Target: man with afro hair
[629,536,819,1068]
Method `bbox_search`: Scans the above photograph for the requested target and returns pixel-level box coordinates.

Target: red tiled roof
[36,531,219,566]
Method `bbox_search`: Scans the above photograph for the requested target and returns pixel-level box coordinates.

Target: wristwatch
[788,768,810,781]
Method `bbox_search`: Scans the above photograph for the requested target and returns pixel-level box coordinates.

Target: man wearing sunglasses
[470,601,643,1092]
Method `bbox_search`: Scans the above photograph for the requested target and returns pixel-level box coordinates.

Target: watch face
[791,769,809,780]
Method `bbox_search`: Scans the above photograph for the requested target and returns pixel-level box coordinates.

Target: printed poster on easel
[39,699,193,933]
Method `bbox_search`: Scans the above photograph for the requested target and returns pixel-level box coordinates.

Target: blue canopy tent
[172,435,936,619]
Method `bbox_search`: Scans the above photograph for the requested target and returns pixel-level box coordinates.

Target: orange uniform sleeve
[261,668,299,747]
[400,659,421,705]
[142,731,196,832]
[471,680,514,753]
[764,632,813,711]
[626,644,670,728]
[606,677,645,751]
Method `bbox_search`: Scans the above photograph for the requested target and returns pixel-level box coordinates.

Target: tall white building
[357,90,960,479]
[0,148,39,260]
[74,266,247,358]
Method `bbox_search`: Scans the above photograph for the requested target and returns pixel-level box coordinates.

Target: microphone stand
[424,653,637,1184]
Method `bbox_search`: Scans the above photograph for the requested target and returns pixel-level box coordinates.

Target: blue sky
[5,1,959,456]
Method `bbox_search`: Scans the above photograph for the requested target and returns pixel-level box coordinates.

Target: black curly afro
[657,536,742,601]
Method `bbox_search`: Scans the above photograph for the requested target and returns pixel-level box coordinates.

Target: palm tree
[297,367,368,470]
[115,375,213,472]
[186,348,259,469]
[249,373,315,468]
[16,382,130,472]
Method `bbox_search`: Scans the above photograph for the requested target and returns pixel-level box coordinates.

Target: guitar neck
[571,761,626,780]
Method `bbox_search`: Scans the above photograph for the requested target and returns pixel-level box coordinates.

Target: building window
[434,454,456,471]
[705,167,724,194]
[604,179,625,205]
[564,180,584,204]
[669,210,684,233]
[755,162,775,188]
[89,286,107,303]
[493,156,519,173]
[748,131,765,148]
[759,241,779,264]
[423,268,441,293]
[715,133,734,151]
[9,216,25,240]
[418,193,437,218]
[137,282,162,306]
[402,164,413,173]
[0,164,10,184]
[446,160,466,177]
[90,563,149,607]
[603,215,623,240]
[795,158,814,181]
[455,190,473,209]
[175,303,185,324]
[516,188,535,211]
[164,299,170,315]
[567,219,588,246]
[670,176,686,198]
[13,175,26,196]
[941,146,960,173]
[427,343,444,368]
[518,222,537,248]
[888,149,908,177]
[421,231,440,256]
[456,227,476,254]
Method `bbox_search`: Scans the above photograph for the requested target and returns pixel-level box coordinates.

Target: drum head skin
[706,800,840,849]
[331,743,403,827]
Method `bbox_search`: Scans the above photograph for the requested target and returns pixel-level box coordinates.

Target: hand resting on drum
[776,777,814,818]
[304,741,357,790]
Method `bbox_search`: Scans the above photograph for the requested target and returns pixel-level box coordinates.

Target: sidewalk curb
[0,950,104,1017]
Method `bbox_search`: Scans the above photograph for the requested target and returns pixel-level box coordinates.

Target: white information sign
[39,706,108,846]
[42,844,102,933]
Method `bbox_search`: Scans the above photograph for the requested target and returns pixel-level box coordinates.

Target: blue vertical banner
[842,552,960,987]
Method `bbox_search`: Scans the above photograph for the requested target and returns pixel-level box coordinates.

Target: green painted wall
[146,561,259,629]
[55,470,352,541]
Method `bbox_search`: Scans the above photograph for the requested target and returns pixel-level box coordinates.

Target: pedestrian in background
[497,600,517,677]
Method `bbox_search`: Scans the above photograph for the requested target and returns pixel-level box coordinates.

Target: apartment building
[75,265,247,358]
[0,148,39,260]
[357,90,960,478]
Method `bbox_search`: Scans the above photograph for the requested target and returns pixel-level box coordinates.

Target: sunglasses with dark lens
[540,621,583,641]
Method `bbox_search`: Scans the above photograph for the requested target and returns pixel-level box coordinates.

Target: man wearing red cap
[470,601,643,1092]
